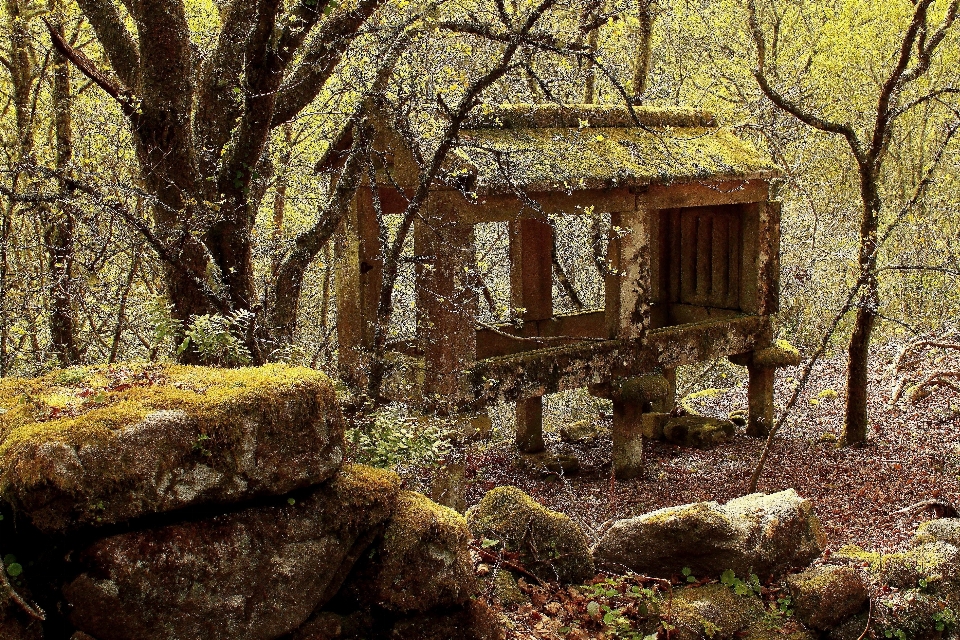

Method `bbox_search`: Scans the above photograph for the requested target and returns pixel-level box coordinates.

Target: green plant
[347,406,453,470]
[720,569,761,596]
[934,608,956,632]
[177,310,254,366]
[884,628,907,640]
[682,567,697,583]
[192,434,213,457]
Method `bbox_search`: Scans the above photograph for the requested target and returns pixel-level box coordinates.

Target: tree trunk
[48,3,81,365]
[842,174,881,445]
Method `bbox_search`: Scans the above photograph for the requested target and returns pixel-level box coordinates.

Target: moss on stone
[0,363,333,456]
[466,486,594,584]
[453,124,778,195]
[374,490,476,613]
[752,341,802,369]
[669,583,765,639]
[0,363,344,532]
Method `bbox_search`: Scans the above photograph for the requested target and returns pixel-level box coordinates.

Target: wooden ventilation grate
[661,206,743,310]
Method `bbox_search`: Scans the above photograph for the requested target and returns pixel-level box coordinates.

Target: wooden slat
[711,213,729,306]
[680,211,697,304]
[695,214,712,302]
[669,212,682,302]
[726,211,742,309]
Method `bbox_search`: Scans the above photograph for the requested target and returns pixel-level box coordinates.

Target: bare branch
[271,0,389,127]
[43,18,135,114]
[745,0,867,166]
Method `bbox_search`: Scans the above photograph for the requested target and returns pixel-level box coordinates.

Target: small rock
[729,410,748,428]
[593,489,824,579]
[641,413,670,440]
[663,416,735,448]
[914,518,960,547]
[520,452,580,477]
[490,569,528,606]
[544,454,580,476]
[786,566,868,630]
[430,462,466,513]
[559,421,607,445]
[467,486,594,584]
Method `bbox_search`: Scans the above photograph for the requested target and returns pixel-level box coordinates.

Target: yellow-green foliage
[0,363,333,458]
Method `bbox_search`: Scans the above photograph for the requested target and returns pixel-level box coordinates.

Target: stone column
[415,203,478,415]
[509,217,553,453]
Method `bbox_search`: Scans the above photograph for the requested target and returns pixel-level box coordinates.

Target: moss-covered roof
[443,103,778,195]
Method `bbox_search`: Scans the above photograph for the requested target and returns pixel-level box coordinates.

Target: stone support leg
[612,398,644,479]
[516,396,546,453]
[510,218,553,453]
[747,364,775,437]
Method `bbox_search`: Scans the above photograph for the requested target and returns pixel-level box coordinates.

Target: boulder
[667,583,815,640]
[466,486,594,584]
[593,489,824,579]
[367,491,477,613]
[663,416,735,448]
[0,364,345,533]
[389,599,504,640]
[914,518,960,547]
[64,465,401,640]
[785,566,868,630]
[559,420,607,445]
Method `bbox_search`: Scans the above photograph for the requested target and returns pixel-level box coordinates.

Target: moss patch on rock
[467,486,594,584]
[0,363,345,533]
[785,566,868,630]
[372,491,477,613]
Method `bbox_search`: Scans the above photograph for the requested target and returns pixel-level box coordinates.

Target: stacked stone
[0,365,487,640]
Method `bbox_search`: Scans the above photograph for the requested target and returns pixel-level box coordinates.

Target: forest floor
[371,344,960,639]
[441,351,960,639]
[447,352,960,556]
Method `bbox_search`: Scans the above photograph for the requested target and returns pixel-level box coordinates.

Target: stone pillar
[730,340,800,439]
[612,397,644,479]
[334,189,381,388]
[610,373,670,479]
[746,364,775,438]
[509,217,553,453]
[415,203,478,414]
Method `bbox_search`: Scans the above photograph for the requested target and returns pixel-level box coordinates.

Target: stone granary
[336,103,797,478]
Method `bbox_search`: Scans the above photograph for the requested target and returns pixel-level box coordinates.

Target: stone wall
[0,365,490,640]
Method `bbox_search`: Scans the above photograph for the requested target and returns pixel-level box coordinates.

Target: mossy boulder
[64,464,401,640]
[663,416,735,448]
[367,491,478,613]
[915,518,960,547]
[785,566,868,630]
[466,486,594,584]
[593,490,824,579]
[0,364,345,533]
[666,583,814,640]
